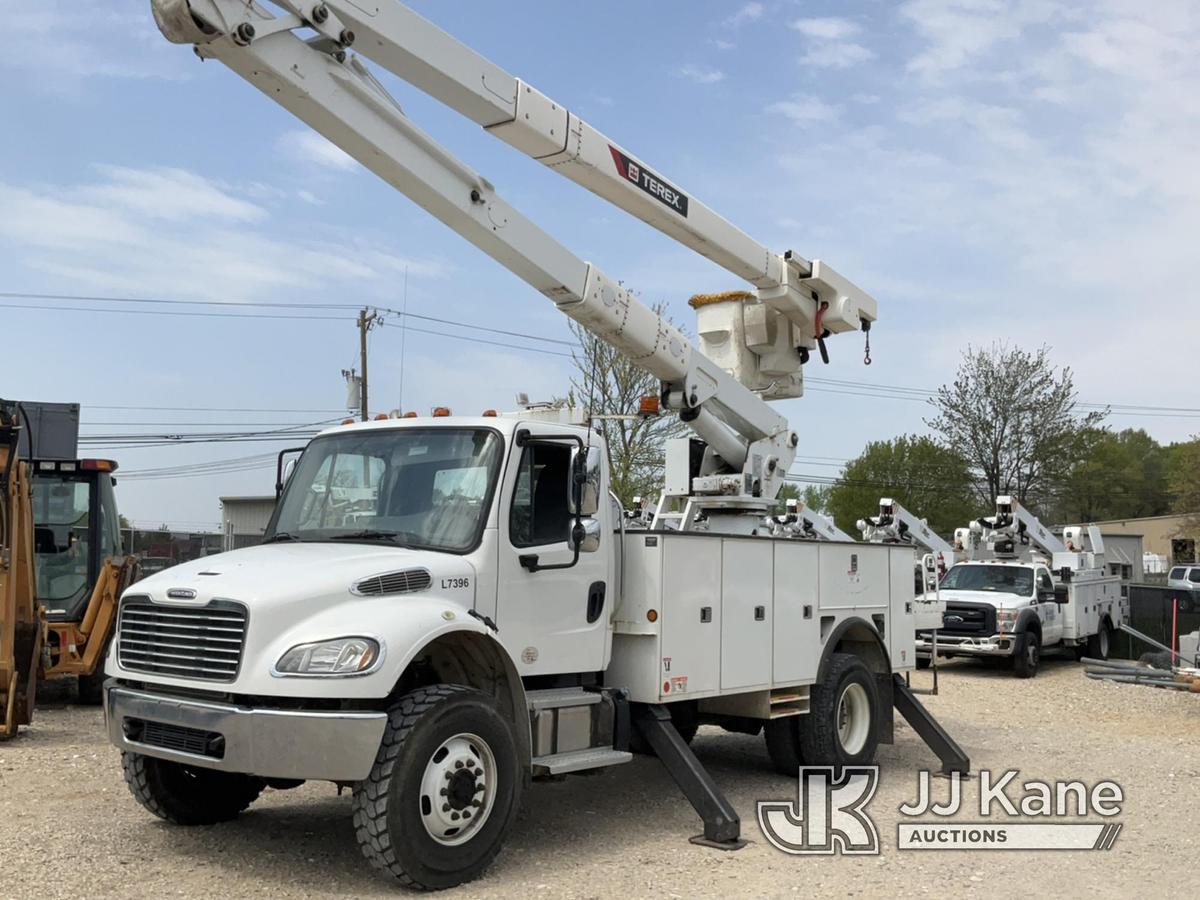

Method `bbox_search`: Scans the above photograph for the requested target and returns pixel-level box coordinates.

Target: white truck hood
[108,542,485,698]
[939,589,1030,610]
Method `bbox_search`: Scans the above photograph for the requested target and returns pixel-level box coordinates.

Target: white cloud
[0,165,446,302]
[723,3,764,28]
[278,130,359,172]
[900,0,1070,77]
[791,16,875,69]
[675,65,726,85]
[791,17,860,40]
[712,38,736,51]
[766,94,839,124]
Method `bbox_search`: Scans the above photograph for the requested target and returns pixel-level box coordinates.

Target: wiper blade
[329,529,401,542]
[263,532,300,544]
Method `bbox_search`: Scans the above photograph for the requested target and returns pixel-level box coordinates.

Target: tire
[1012,631,1040,678]
[1086,620,1112,661]
[353,684,521,891]
[797,653,879,770]
[763,717,804,775]
[122,752,265,825]
[77,671,105,705]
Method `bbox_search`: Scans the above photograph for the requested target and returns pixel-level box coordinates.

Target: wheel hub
[836,682,871,756]
[419,733,497,846]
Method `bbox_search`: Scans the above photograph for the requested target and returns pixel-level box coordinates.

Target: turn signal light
[638,395,660,416]
[432,407,452,417]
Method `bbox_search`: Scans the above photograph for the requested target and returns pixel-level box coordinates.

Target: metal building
[219,496,277,551]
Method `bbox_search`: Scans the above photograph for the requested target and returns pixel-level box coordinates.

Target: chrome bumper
[915,634,1015,658]
[105,682,387,781]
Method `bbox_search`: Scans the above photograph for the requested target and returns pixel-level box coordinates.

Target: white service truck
[107,0,969,888]
[917,496,1126,678]
[858,497,951,634]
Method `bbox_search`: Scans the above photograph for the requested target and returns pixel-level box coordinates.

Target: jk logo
[757,767,880,855]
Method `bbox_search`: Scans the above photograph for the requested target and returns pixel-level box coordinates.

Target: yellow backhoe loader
[1,399,138,737]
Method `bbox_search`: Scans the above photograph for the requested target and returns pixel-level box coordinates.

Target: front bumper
[916,633,1016,658]
[105,682,387,781]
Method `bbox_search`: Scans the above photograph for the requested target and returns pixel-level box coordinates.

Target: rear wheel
[352,684,521,891]
[1086,620,1112,661]
[122,753,265,825]
[1012,631,1040,678]
[798,653,880,769]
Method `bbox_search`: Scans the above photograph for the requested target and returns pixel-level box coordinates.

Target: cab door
[494,424,611,676]
[1035,567,1064,645]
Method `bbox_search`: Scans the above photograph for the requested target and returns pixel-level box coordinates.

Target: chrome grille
[117,596,247,682]
[352,567,432,596]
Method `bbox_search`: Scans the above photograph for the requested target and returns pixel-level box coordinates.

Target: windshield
[269,427,503,553]
[940,564,1035,597]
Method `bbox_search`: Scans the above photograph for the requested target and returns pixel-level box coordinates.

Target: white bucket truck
[109,0,969,888]
[918,496,1126,678]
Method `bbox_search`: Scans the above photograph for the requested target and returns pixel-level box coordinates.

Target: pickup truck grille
[939,601,997,637]
[117,597,247,682]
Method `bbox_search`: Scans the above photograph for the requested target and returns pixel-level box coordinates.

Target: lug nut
[462,810,472,819]
[455,760,464,769]
[474,768,483,777]
[442,803,450,813]
[450,812,460,821]
[439,787,447,796]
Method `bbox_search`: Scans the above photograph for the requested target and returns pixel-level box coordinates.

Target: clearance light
[79,459,115,472]
[341,418,355,425]
[402,412,418,419]
[374,413,389,420]
[482,409,498,417]
[646,609,658,623]
[638,395,660,417]
[432,407,452,418]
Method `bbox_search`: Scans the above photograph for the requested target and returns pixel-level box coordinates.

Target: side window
[1038,570,1054,594]
[1169,567,1185,580]
[1190,569,1200,584]
[510,442,572,548]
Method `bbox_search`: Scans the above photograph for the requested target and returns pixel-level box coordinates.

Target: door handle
[586,581,606,624]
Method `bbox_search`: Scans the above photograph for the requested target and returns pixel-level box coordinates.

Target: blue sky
[2,0,1197,528]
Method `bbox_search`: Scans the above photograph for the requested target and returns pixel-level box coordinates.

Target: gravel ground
[3,658,1198,899]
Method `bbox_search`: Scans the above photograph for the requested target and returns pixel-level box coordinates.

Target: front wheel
[1012,632,1040,678]
[797,653,880,769]
[353,684,522,891]
[122,753,265,825]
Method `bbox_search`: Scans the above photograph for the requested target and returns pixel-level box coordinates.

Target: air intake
[351,568,432,596]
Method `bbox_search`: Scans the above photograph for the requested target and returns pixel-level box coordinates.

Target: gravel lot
[3,658,1197,899]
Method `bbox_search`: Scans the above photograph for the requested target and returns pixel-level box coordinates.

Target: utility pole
[357,308,378,421]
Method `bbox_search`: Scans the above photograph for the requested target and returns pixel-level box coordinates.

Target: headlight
[996,609,1019,633]
[274,637,382,676]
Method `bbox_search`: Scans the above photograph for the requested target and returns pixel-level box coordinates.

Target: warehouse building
[1090,513,1198,566]
[220,495,277,551]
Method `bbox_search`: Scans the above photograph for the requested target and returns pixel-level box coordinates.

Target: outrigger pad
[892,674,970,776]
[632,704,745,848]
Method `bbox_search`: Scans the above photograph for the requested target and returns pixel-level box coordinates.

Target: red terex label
[608,145,689,217]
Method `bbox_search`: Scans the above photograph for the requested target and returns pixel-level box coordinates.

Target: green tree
[1169,437,1200,530]
[926,343,1106,510]
[824,435,976,538]
[1052,428,1170,522]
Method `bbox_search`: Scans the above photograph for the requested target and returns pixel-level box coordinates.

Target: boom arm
[857,498,954,559]
[149,0,876,507]
[973,495,1065,559]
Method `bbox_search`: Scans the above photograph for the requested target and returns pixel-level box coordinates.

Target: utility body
[858,497,950,631]
[920,496,1126,678]
[111,1,969,888]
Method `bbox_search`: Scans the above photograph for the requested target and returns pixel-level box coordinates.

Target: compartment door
[660,537,722,699]
[773,542,821,685]
[720,540,774,691]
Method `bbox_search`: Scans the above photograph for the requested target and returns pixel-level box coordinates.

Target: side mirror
[569,445,602,517]
[1038,589,1055,603]
[1053,584,1069,604]
[568,517,601,553]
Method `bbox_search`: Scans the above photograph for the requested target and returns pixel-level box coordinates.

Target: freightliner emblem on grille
[608,145,689,217]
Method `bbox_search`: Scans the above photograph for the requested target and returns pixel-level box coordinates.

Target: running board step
[531,747,632,775]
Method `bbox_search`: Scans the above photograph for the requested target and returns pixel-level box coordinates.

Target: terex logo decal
[609,145,689,217]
